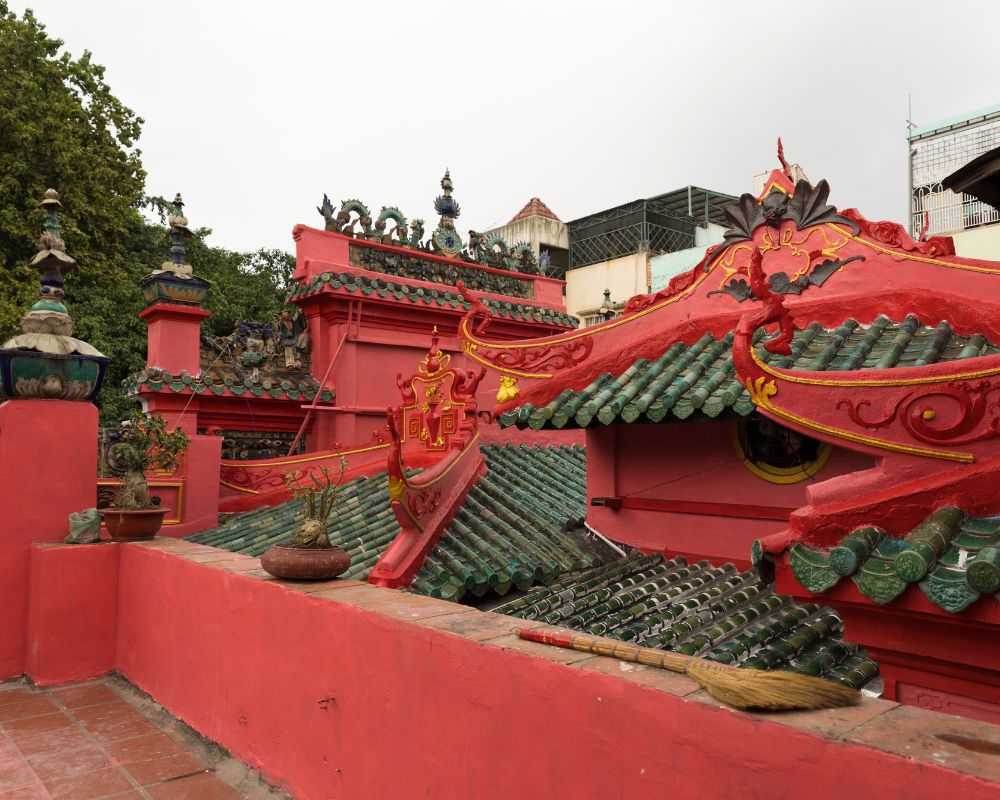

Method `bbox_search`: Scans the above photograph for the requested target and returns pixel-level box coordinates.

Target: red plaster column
[0,400,98,679]
[139,303,211,375]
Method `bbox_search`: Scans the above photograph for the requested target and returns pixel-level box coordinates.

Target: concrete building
[486,197,570,277]
[909,102,1000,257]
[491,188,736,324]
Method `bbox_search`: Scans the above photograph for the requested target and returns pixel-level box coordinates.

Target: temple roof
[288,270,578,328]
[496,553,879,690]
[124,367,334,403]
[788,508,1000,614]
[508,197,561,224]
[189,444,603,600]
[500,316,1000,430]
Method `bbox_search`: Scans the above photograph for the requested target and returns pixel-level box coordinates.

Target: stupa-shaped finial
[431,169,463,257]
[160,192,194,277]
[4,188,97,349]
[138,191,211,307]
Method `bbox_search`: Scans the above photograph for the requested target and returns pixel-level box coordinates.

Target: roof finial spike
[164,192,193,273]
[38,188,64,241]
[777,137,791,178]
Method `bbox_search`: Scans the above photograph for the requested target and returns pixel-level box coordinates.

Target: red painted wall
[586,422,874,567]
[0,400,97,679]
[26,543,119,685]
[110,544,1000,800]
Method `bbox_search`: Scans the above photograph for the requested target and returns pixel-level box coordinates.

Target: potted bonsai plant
[260,461,351,580]
[99,410,190,540]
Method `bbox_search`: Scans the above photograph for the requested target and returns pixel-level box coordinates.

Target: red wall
[26,543,119,685]
[106,542,1000,800]
[586,422,874,567]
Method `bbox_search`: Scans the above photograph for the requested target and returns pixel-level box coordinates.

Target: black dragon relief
[709,255,866,302]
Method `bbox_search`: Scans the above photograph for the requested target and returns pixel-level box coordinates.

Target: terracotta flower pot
[260,545,351,581]
[98,508,170,541]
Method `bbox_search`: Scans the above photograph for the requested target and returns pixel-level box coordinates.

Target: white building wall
[649,223,726,292]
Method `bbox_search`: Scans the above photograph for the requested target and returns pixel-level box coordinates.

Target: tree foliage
[0,3,295,426]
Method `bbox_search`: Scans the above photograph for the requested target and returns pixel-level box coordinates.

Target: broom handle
[516,628,706,675]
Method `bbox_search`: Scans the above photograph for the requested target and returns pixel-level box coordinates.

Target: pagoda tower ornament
[0,189,110,400]
[431,169,464,257]
[138,193,211,307]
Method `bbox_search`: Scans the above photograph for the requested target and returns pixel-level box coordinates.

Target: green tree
[0,4,296,427]
[0,2,146,337]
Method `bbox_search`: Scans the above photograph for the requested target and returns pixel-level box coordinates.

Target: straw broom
[515,628,859,711]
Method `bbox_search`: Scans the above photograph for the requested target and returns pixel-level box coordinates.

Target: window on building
[732,417,832,484]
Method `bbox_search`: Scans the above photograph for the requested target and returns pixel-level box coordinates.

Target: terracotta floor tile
[3,712,75,741]
[0,687,40,707]
[0,697,61,722]
[145,772,238,800]
[15,726,92,758]
[0,735,23,763]
[51,684,121,710]
[5,783,53,800]
[84,713,158,744]
[44,766,133,800]
[29,743,111,782]
[126,750,205,785]
[71,701,137,725]
[0,761,39,791]
[106,732,185,765]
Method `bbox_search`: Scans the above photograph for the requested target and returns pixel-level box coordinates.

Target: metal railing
[911,194,1000,237]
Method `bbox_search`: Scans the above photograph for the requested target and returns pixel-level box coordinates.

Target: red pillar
[0,400,98,679]
[138,303,212,375]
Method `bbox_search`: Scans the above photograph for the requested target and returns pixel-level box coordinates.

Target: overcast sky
[16,1,1000,254]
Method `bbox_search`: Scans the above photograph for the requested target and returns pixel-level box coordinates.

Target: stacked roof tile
[188,471,402,580]
[496,553,879,689]
[189,444,602,600]
[411,444,598,602]
[287,271,578,328]
[500,316,1000,430]
[789,508,1000,613]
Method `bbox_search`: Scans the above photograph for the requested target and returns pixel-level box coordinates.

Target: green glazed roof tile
[500,316,1000,430]
[789,510,1000,613]
[495,553,878,690]
[288,271,578,328]
[190,443,594,601]
[410,443,597,602]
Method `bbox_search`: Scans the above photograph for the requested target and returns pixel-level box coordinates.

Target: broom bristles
[514,628,859,712]
[685,662,859,711]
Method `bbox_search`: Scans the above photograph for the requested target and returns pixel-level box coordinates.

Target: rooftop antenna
[906,94,917,236]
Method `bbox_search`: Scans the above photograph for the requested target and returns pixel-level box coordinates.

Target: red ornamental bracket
[454,282,594,411]
[368,329,487,588]
[732,251,1000,471]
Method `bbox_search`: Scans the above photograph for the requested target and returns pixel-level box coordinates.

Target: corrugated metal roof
[908,101,1000,141]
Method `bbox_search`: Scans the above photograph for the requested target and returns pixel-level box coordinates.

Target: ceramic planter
[260,545,351,580]
[99,508,171,541]
[0,349,110,401]
[139,273,211,307]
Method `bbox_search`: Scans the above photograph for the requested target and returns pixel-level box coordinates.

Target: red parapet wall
[91,540,1000,800]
